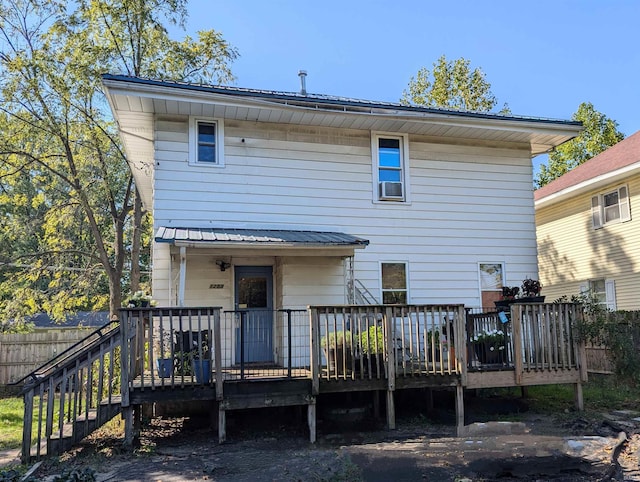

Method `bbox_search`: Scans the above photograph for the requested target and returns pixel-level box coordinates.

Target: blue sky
[183,0,640,172]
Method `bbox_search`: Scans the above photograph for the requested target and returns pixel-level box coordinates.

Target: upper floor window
[592,185,630,229]
[381,262,408,304]
[372,133,408,202]
[189,117,225,166]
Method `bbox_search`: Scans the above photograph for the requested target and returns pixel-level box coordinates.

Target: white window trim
[591,184,630,229]
[379,261,410,304]
[477,261,506,302]
[189,116,225,167]
[371,132,411,204]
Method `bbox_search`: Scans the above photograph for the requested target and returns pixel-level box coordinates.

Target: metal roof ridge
[102,73,581,126]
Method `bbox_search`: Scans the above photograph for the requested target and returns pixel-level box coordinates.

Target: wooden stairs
[15,321,124,463]
[47,396,122,456]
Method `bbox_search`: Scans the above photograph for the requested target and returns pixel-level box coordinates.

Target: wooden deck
[117,303,586,444]
[19,303,587,463]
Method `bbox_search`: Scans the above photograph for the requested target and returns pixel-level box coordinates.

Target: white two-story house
[103,74,581,364]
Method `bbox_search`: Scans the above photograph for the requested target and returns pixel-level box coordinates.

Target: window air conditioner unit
[379,181,403,200]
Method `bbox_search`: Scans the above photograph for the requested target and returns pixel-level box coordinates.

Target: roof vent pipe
[298,70,307,95]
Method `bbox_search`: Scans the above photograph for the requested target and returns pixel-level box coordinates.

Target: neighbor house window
[381,262,408,304]
[581,279,616,310]
[592,185,630,229]
[189,117,225,166]
[479,263,504,310]
[372,133,408,202]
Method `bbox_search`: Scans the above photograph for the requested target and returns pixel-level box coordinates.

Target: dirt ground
[29,395,640,481]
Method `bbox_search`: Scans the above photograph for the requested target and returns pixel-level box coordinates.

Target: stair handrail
[353,279,379,305]
[11,319,120,389]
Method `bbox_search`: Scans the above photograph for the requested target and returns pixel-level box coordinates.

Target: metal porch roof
[155,227,369,248]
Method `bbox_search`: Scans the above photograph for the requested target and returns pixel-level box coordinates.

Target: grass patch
[0,396,25,451]
[0,394,75,452]
[476,374,640,416]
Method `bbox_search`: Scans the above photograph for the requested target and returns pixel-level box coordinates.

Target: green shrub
[360,325,384,354]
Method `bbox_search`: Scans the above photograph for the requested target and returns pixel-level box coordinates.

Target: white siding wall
[152,117,539,309]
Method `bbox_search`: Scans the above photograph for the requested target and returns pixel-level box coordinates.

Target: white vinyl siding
[153,118,540,309]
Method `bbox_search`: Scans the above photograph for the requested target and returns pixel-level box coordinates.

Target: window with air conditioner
[591,185,630,229]
[189,117,225,167]
[372,133,408,202]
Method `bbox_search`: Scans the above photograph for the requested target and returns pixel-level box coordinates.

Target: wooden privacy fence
[0,330,94,385]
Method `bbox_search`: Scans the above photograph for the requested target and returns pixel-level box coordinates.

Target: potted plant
[494,286,520,308]
[321,330,353,375]
[155,331,174,378]
[124,290,156,308]
[191,336,211,384]
[360,325,385,375]
[472,328,507,365]
[520,277,544,302]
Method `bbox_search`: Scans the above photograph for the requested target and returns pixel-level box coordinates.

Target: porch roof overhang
[155,227,369,251]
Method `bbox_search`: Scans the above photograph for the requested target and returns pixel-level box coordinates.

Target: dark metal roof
[155,227,369,247]
[102,74,582,127]
[30,311,109,329]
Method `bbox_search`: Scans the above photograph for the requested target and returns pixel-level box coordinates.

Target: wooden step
[47,401,122,456]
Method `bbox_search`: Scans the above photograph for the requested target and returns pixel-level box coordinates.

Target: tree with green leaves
[0,0,237,325]
[401,55,510,113]
[535,102,625,188]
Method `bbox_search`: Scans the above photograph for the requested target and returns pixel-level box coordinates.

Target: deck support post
[574,382,584,411]
[123,406,134,448]
[133,404,142,443]
[386,390,395,429]
[218,407,226,443]
[455,384,464,436]
[373,390,380,419]
[307,402,316,443]
[426,388,434,412]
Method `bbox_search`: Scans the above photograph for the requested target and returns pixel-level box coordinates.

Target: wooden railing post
[21,386,34,464]
[309,308,319,396]
[456,306,467,385]
[512,304,523,385]
[214,308,223,401]
[384,306,396,430]
[120,311,130,409]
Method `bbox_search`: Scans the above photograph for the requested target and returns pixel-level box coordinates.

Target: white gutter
[535,161,640,208]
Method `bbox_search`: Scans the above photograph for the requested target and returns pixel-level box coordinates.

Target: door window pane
[238,276,267,308]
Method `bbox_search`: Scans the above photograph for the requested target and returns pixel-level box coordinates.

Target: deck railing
[465,303,587,378]
[309,305,466,385]
[513,303,585,375]
[120,307,310,391]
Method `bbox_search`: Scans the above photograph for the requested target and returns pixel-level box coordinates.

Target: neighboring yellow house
[535,131,640,310]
